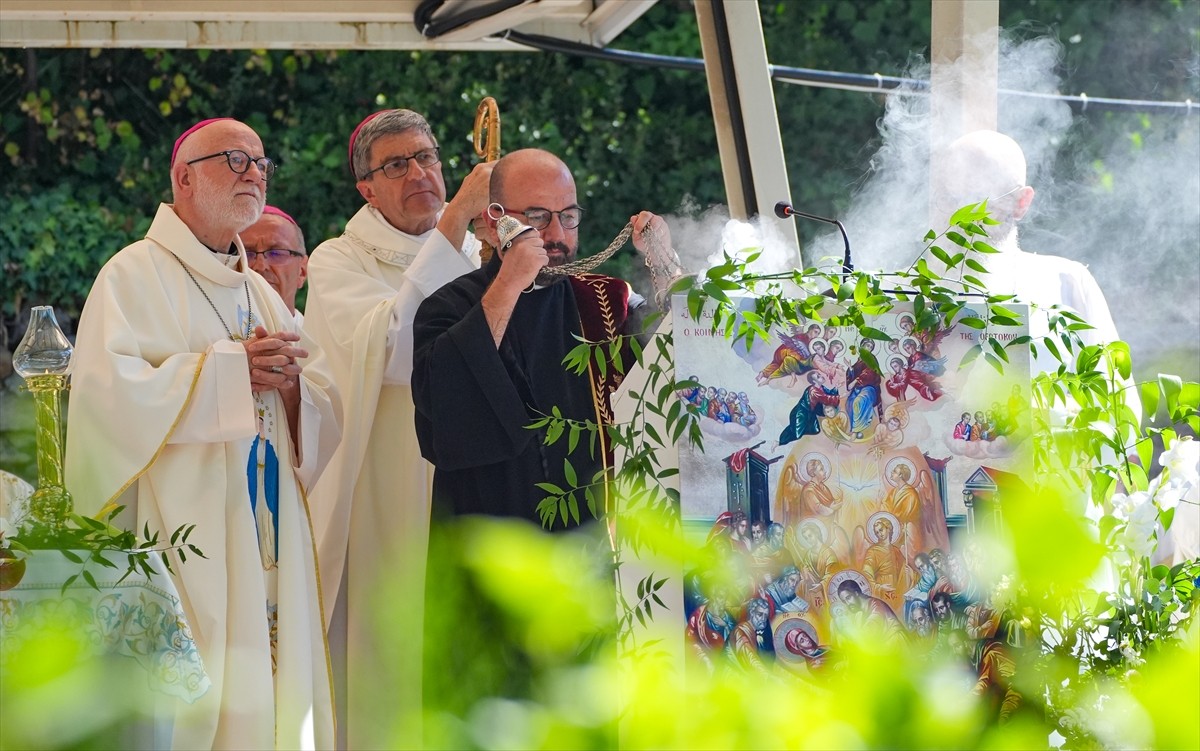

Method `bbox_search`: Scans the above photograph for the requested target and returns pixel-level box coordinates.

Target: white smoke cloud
[665,197,802,277]
[800,26,1199,382]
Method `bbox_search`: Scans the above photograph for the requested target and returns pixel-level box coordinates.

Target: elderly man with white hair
[936,130,1125,378]
[65,117,339,750]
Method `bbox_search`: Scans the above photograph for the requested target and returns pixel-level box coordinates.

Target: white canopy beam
[931,0,1000,144]
[694,0,797,248]
[929,0,999,229]
[0,0,654,50]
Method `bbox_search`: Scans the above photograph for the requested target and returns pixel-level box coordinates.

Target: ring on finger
[270,365,284,374]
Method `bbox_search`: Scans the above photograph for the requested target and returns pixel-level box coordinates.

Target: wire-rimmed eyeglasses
[245,249,304,264]
[186,150,277,181]
[361,148,441,180]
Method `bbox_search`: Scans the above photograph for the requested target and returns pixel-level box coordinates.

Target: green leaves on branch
[8,505,207,593]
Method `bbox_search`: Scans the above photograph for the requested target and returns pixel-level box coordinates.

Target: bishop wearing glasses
[241,204,309,325]
[301,108,495,749]
[65,118,340,749]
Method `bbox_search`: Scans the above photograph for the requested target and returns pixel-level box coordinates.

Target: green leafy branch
[680,201,1028,378]
[5,505,207,593]
[533,323,698,548]
[613,570,670,657]
[526,404,607,530]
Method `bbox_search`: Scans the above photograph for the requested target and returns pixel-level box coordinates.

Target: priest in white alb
[935,130,1126,379]
[303,108,493,748]
[65,118,340,750]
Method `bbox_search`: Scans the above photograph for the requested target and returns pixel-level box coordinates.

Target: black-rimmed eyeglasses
[246,249,304,264]
[505,206,585,230]
[361,148,441,180]
[186,150,277,181]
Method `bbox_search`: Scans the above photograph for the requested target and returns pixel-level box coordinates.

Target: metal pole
[694,0,798,250]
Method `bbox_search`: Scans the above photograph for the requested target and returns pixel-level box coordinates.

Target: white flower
[1154,481,1186,513]
[1111,490,1158,560]
[1110,489,1153,522]
[1160,437,1199,487]
[1118,638,1146,668]
[0,516,14,546]
[1120,526,1156,561]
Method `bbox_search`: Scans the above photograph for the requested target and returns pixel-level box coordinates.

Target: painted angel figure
[757,323,820,386]
[885,356,913,401]
[880,338,945,403]
[898,312,953,358]
[853,513,914,599]
[902,337,947,377]
[776,454,842,536]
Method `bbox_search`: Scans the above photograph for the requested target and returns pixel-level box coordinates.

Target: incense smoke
[801,25,1200,382]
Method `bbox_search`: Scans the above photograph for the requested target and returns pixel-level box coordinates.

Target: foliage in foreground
[3,205,1198,750]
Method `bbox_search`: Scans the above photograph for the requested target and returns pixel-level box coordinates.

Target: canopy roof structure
[0,0,656,50]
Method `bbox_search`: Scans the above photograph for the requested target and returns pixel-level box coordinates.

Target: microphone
[774,201,853,275]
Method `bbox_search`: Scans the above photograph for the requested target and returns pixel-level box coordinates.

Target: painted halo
[899,335,921,353]
[773,616,821,663]
[797,451,831,482]
[866,510,902,544]
[884,456,917,486]
[797,517,828,545]
[887,356,907,373]
[827,569,871,604]
[897,312,915,331]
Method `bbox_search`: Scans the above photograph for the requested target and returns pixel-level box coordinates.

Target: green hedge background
[2,0,1197,482]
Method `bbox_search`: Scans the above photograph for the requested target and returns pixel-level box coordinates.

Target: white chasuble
[304,204,477,749]
[65,203,340,751]
[980,239,1123,376]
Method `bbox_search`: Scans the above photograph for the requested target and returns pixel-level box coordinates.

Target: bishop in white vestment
[65,119,340,750]
[303,109,491,748]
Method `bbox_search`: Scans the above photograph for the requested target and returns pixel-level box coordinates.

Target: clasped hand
[243,325,307,393]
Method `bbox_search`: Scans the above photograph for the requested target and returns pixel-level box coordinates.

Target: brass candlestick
[13,306,74,532]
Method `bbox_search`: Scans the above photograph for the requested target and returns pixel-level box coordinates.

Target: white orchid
[1159,436,1199,487]
[1110,485,1159,561]
[1117,636,1146,668]
[1153,480,1188,515]
[1109,483,1154,522]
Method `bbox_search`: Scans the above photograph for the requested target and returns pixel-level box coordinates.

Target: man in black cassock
[413,150,684,732]
[411,148,679,523]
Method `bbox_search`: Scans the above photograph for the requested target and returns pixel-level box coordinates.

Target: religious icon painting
[672,296,1032,706]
